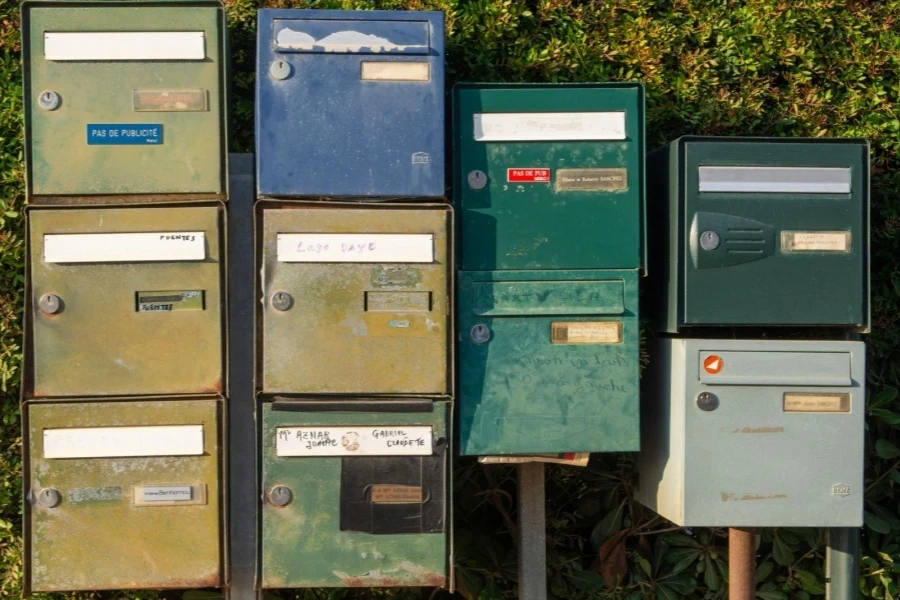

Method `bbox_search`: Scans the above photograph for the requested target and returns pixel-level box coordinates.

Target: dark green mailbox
[649,137,870,332]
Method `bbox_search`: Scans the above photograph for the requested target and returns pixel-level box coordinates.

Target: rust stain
[198,378,224,394]
[732,426,784,434]
[721,492,788,502]
[339,573,446,587]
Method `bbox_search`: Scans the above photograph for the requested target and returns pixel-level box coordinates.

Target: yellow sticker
[783,393,850,412]
[781,231,850,252]
[551,321,622,344]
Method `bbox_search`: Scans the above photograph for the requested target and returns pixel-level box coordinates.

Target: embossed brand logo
[832,484,851,497]
[411,152,431,165]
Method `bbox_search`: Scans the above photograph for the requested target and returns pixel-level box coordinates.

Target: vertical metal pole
[729,527,756,600]
[826,528,860,600]
[517,462,547,600]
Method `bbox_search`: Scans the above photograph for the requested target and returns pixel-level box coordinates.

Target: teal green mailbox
[649,137,869,332]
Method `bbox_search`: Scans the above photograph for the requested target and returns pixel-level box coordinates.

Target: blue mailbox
[256,9,445,199]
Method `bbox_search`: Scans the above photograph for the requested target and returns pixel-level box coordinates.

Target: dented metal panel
[259,202,450,395]
[27,205,224,398]
[25,398,223,591]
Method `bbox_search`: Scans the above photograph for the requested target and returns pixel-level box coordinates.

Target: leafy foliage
[2,0,900,598]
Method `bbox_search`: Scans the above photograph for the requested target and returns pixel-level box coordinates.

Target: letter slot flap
[273,19,430,54]
[698,351,852,386]
[472,280,625,316]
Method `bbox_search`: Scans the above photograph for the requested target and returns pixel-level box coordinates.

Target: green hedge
[3,0,900,598]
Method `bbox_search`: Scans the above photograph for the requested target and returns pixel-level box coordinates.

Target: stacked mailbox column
[453,84,646,457]
[21,0,229,593]
[254,10,452,589]
[635,138,869,529]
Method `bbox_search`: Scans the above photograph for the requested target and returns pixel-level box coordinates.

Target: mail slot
[27,205,224,398]
[453,83,645,270]
[256,9,444,198]
[635,339,864,527]
[648,136,870,332]
[25,398,223,592]
[458,270,639,456]
[261,399,450,588]
[22,0,227,200]
[259,202,450,395]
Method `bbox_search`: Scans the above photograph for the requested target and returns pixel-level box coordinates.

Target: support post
[826,527,860,600]
[729,527,756,600]
[517,462,547,600]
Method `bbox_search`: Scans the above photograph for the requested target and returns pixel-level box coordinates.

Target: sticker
[44,425,204,459]
[44,31,205,61]
[371,266,420,288]
[370,485,423,504]
[87,124,162,145]
[698,166,852,194]
[365,291,431,312]
[277,233,434,263]
[781,231,851,252]
[276,426,433,457]
[703,355,724,375]
[133,89,207,112]
[832,484,851,497]
[69,486,122,503]
[507,168,551,183]
[556,168,627,191]
[361,62,430,81]
[411,152,431,165]
[134,484,208,506]
[44,232,205,263]
[551,321,622,344]
[474,112,626,141]
[784,393,850,412]
[137,290,205,312]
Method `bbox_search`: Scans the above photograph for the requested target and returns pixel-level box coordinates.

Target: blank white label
[781,231,851,252]
[361,62,430,81]
[698,166,852,194]
[473,112,626,141]
[277,234,434,263]
[44,232,206,263]
[44,425,204,459]
[276,426,433,456]
[44,32,206,61]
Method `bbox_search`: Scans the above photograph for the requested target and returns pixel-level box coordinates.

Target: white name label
[277,234,434,263]
[44,425,204,459]
[44,32,206,61]
[44,232,206,263]
[276,426,433,456]
[361,62,430,81]
[781,231,851,252]
[698,166,852,194]
[473,112,626,141]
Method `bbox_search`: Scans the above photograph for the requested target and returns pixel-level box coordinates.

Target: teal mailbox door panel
[454,84,644,271]
[261,400,449,588]
[458,270,640,456]
[681,139,868,328]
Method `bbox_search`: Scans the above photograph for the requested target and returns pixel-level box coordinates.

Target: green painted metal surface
[23,1,227,199]
[260,202,451,395]
[260,400,450,588]
[28,205,224,398]
[457,270,640,456]
[453,83,645,271]
[26,398,223,592]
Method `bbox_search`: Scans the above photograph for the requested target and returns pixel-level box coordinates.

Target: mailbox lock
[38,293,61,315]
[38,488,61,508]
[699,230,720,251]
[271,291,293,311]
[270,60,293,81]
[38,90,60,111]
[467,170,488,190]
[696,392,719,412]
[470,324,491,345]
[269,485,293,507]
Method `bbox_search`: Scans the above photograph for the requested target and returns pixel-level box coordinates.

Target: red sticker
[703,355,724,375]
[508,168,551,183]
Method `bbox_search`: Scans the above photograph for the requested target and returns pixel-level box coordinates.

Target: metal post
[517,462,547,600]
[728,527,756,600]
[826,528,860,600]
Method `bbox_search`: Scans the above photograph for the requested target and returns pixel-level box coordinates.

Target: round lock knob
[38,90,60,111]
[39,294,61,315]
[699,230,720,251]
[467,170,488,190]
[271,291,293,311]
[470,324,491,345]
[269,485,293,507]
[697,391,719,412]
[38,488,61,508]
[270,60,293,81]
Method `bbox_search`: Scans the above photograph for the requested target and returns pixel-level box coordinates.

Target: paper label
[781,231,851,252]
[44,425,204,459]
[44,232,205,263]
[44,31,205,61]
[137,290,205,312]
[361,62,430,81]
[784,393,850,412]
[551,321,622,344]
[133,90,207,112]
[276,426,433,456]
[474,112,626,141]
[277,233,434,263]
[556,168,628,191]
[370,485,424,503]
[698,166,852,194]
[87,124,162,145]
[507,168,551,183]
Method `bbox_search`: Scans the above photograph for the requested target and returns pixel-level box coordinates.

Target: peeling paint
[720,492,788,502]
[276,28,426,53]
[731,426,785,434]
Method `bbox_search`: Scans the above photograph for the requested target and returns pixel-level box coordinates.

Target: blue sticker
[87,124,163,145]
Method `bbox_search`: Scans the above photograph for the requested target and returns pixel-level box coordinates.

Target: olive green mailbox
[649,137,869,332]
[22,0,227,200]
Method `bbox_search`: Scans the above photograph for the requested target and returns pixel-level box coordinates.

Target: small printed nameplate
[551,321,623,344]
[370,485,424,504]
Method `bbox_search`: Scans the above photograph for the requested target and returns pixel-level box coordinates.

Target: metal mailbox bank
[256,9,445,199]
[453,83,645,456]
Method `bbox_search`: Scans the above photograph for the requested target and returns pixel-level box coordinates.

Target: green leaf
[876,439,900,460]
[589,501,624,550]
[867,511,893,535]
[871,388,900,410]
[796,569,826,595]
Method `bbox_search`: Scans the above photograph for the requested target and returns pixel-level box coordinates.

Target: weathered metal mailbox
[260,399,450,588]
[22,0,228,200]
[648,137,870,332]
[27,205,224,398]
[259,202,450,395]
[635,339,864,527]
[256,9,445,199]
[25,398,223,592]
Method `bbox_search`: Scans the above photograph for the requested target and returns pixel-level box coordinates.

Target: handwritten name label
[276,426,433,456]
[781,231,851,252]
[44,232,206,263]
[277,234,434,263]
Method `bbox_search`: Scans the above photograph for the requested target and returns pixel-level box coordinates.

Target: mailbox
[25,398,223,592]
[453,83,645,271]
[648,137,870,332]
[261,399,450,588]
[457,270,639,456]
[635,339,864,527]
[22,0,227,200]
[256,9,445,199]
[27,204,224,398]
[259,202,450,395]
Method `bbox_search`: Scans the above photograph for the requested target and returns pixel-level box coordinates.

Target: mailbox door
[256,9,444,198]
[27,399,222,592]
[458,270,640,456]
[29,206,223,398]
[681,139,868,327]
[261,204,449,394]
[261,400,449,588]
[682,341,864,527]
[24,2,226,198]
[454,83,644,271]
